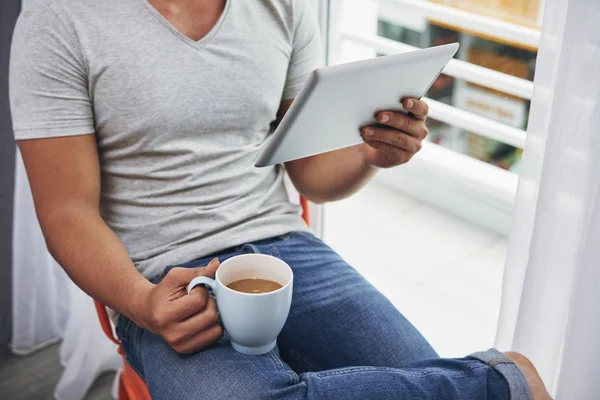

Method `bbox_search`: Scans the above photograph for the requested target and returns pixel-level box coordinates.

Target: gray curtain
[1,0,21,345]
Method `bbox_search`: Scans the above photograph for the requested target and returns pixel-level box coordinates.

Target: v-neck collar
[139,0,231,49]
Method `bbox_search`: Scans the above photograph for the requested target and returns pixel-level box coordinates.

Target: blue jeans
[117,232,531,399]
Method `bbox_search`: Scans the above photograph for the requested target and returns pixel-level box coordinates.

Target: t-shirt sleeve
[282,0,323,100]
[9,3,95,140]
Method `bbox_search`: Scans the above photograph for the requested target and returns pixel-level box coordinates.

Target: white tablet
[255,43,459,167]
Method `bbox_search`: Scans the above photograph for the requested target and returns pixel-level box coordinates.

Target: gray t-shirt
[10,0,321,279]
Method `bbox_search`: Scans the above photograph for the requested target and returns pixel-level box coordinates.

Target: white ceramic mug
[186,254,293,355]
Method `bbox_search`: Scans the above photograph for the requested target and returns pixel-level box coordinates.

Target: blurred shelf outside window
[327,0,544,235]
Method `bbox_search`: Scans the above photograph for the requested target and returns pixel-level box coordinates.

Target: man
[10,0,550,398]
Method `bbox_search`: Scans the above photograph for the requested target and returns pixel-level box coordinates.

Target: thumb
[163,258,220,287]
[200,258,220,278]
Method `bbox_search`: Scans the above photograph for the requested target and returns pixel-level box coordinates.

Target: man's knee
[139,340,300,399]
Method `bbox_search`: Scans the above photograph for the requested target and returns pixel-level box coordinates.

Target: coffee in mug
[227,278,283,294]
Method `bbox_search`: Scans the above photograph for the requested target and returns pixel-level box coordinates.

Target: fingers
[171,286,209,320]
[363,99,428,169]
[375,111,429,140]
[149,260,224,353]
[362,127,423,153]
[161,258,221,320]
[176,296,220,338]
[403,98,429,119]
[161,259,220,295]
[170,323,223,354]
[363,140,415,168]
[163,267,204,288]
[366,139,413,160]
[163,258,220,287]
[162,298,222,354]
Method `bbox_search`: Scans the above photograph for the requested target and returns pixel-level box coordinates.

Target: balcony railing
[328,0,543,234]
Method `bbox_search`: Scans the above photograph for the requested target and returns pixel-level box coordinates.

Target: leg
[118,313,520,399]
[269,232,438,372]
[115,238,529,399]
[117,312,300,400]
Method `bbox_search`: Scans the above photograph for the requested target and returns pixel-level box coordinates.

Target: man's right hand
[135,258,223,354]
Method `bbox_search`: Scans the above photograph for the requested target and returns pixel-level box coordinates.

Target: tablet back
[255,43,459,167]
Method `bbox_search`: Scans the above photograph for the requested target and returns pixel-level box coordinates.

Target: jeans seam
[124,351,146,380]
[268,351,286,372]
[118,322,146,379]
[268,351,299,384]
[116,315,132,342]
[488,357,511,368]
[312,364,487,379]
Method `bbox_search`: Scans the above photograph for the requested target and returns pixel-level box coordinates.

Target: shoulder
[17,0,116,49]
[14,0,83,50]
[20,0,102,28]
[26,0,93,11]
[22,0,73,19]
[18,0,76,32]
[257,0,315,31]
[12,0,97,62]
[280,0,316,25]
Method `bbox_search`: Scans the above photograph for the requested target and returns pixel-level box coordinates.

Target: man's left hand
[360,98,429,168]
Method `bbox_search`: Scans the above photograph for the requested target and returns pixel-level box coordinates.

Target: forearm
[42,204,152,325]
[281,98,430,203]
[286,144,377,203]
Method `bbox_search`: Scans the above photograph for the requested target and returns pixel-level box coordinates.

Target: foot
[503,352,552,400]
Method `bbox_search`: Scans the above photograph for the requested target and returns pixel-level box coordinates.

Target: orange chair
[95,301,152,400]
[95,197,311,399]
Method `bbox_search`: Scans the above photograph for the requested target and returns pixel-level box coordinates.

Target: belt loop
[241,243,260,254]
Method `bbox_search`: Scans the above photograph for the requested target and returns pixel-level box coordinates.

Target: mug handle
[187,276,217,295]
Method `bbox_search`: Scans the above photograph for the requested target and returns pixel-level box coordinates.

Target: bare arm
[19,135,151,318]
[286,143,377,204]
[19,135,222,353]
[284,98,430,203]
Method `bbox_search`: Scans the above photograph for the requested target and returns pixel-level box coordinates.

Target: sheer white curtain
[11,151,70,355]
[12,149,121,400]
[495,0,600,398]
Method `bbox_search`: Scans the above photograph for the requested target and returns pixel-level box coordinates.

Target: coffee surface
[227,278,283,294]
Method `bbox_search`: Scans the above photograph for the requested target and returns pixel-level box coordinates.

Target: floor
[323,182,508,358]
[0,182,507,399]
[0,344,113,400]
